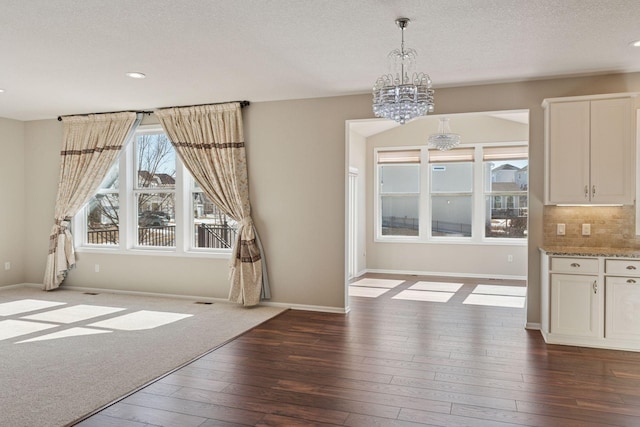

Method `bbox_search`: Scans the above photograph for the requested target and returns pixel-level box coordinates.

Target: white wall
[0,118,25,286]
[348,129,367,276]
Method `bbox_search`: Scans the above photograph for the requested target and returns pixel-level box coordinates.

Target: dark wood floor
[75,274,640,427]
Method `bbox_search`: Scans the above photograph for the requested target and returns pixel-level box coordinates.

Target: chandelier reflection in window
[372,18,435,125]
[428,117,461,151]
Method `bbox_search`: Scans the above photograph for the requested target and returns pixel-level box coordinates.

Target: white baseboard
[0,282,42,290]
[261,301,348,314]
[10,283,348,314]
[365,268,527,281]
[525,322,541,330]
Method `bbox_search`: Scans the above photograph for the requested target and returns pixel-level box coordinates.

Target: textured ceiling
[2,0,640,121]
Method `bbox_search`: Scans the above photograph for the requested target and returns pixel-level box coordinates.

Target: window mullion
[420,148,429,240]
[122,141,133,250]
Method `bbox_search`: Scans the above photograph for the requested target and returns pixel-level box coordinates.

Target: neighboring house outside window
[75,125,236,256]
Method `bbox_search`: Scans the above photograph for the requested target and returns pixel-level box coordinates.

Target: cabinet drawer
[605,259,640,276]
[551,257,599,274]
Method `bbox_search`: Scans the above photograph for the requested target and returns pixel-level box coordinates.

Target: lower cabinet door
[551,274,600,337]
[605,277,640,341]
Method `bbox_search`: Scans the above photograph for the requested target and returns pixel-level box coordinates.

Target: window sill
[374,237,527,246]
[75,246,233,259]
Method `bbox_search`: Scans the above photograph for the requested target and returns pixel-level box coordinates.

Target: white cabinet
[543,94,636,205]
[550,273,600,337]
[540,251,640,351]
[605,259,640,341]
[548,256,600,338]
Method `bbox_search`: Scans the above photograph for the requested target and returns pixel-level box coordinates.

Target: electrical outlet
[94,264,100,273]
[582,223,591,236]
[4,262,10,270]
[507,255,513,262]
[557,224,565,236]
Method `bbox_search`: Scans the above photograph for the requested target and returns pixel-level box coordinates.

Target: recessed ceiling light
[0,89,5,93]
[126,72,146,79]
[629,40,640,47]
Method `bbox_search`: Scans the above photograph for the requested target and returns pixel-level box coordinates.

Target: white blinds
[483,145,528,160]
[377,150,421,164]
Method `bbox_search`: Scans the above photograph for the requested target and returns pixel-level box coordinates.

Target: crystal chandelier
[428,117,461,151]
[372,18,434,125]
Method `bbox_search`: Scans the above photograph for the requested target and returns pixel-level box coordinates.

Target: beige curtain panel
[155,103,269,306]
[43,112,139,290]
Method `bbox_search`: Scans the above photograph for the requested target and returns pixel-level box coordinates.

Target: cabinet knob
[628,279,637,284]
[570,263,580,268]
[626,265,637,270]
[593,281,598,294]
[592,185,596,198]
[584,185,589,199]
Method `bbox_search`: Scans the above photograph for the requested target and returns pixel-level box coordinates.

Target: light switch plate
[582,223,591,236]
[557,223,565,235]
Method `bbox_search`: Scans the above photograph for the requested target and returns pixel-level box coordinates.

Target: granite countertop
[540,246,640,258]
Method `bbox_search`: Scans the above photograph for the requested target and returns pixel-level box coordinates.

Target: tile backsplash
[543,205,639,248]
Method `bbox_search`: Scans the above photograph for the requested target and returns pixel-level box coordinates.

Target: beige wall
[363,114,529,280]
[21,96,373,310]
[0,118,25,285]
[7,71,640,323]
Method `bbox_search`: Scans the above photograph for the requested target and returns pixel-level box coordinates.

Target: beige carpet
[0,286,287,427]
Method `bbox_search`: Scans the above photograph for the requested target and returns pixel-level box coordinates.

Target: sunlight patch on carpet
[0,319,58,340]
[22,304,126,323]
[88,310,193,331]
[350,278,404,288]
[409,282,464,292]
[0,299,66,316]
[348,286,391,298]
[392,290,455,302]
[17,327,112,343]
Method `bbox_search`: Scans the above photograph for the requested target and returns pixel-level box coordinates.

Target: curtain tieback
[55,217,73,229]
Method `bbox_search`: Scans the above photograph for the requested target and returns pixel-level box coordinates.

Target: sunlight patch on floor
[463,294,525,308]
[88,310,193,331]
[350,278,405,288]
[17,327,112,343]
[22,305,126,324]
[409,282,464,292]
[0,319,58,340]
[0,299,66,316]
[0,299,195,342]
[472,285,527,296]
[348,286,391,298]
[393,290,455,302]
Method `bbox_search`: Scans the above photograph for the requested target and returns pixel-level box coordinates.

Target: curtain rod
[57,100,250,121]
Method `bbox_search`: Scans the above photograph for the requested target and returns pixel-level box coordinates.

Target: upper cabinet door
[544,94,636,205]
[546,100,590,204]
[590,97,634,204]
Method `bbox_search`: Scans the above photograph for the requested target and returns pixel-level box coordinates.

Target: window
[76,125,237,255]
[429,148,474,238]
[377,150,420,237]
[375,143,528,244]
[483,146,528,238]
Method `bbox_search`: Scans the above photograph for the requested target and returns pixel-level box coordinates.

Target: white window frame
[73,124,233,259]
[374,142,528,246]
[374,146,422,242]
